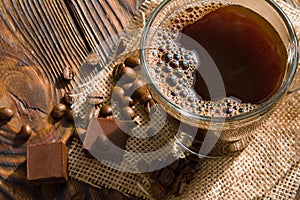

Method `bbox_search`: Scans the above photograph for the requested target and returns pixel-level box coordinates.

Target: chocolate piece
[150,181,167,200]
[83,118,130,164]
[100,104,113,117]
[51,103,67,119]
[0,107,14,121]
[158,168,175,187]
[87,93,103,105]
[120,107,135,120]
[124,56,140,68]
[27,142,68,183]
[63,66,73,80]
[18,124,32,139]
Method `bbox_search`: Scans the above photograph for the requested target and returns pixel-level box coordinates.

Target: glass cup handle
[288,23,300,94]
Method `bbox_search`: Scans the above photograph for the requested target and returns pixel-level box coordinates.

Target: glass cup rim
[140,0,299,123]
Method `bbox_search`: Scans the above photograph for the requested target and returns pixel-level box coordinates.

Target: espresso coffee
[146,2,287,117]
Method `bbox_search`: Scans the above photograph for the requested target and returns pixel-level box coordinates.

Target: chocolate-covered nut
[120,96,134,107]
[63,91,74,105]
[120,106,135,120]
[87,92,103,105]
[100,104,113,117]
[0,107,14,121]
[18,124,32,139]
[158,168,175,187]
[63,66,73,80]
[112,86,125,100]
[113,63,126,81]
[150,181,167,200]
[52,103,67,119]
[121,67,137,83]
[124,56,140,68]
[139,93,152,105]
[65,109,74,121]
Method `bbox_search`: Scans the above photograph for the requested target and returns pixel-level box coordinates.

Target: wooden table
[0,0,299,199]
[0,0,139,199]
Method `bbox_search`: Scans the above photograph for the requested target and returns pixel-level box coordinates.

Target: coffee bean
[52,103,67,119]
[139,93,152,105]
[63,91,74,105]
[100,104,113,117]
[0,107,14,121]
[124,56,140,68]
[150,181,167,200]
[177,177,187,195]
[179,166,195,175]
[65,109,74,121]
[122,82,133,93]
[120,106,135,120]
[120,96,134,107]
[171,174,183,194]
[112,86,125,100]
[121,67,137,83]
[132,85,148,100]
[18,124,32,139]
[137,160,149,172]
[144,100,156,115]
[87,92,103,105]
[113,63,126,81]
[63,66,73,80]
[158,168,175,187]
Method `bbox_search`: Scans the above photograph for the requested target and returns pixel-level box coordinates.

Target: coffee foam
[146,1,259,117]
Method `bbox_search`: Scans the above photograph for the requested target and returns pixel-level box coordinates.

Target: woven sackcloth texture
[68,0,300,199]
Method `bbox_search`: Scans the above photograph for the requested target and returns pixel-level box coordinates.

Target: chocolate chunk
[0,107,14,122]
[158,168,175,187]
[100,104,113,117]
[18,124,32,139]
[150,181,167,200]
[87,93,103,105]
[124,56,140,68]
[63,66,73,80]
[105,189,127,200]
[83,118,130,164]
[51,103,67,119]
[120,106,135,120]
[27,142,68,183]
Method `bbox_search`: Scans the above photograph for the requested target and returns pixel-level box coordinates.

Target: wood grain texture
[0,0,141,198]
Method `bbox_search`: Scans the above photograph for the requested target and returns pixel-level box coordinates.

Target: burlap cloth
[68,0,300,199]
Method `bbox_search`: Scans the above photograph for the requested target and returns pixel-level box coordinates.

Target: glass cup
[140,0,299,156]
